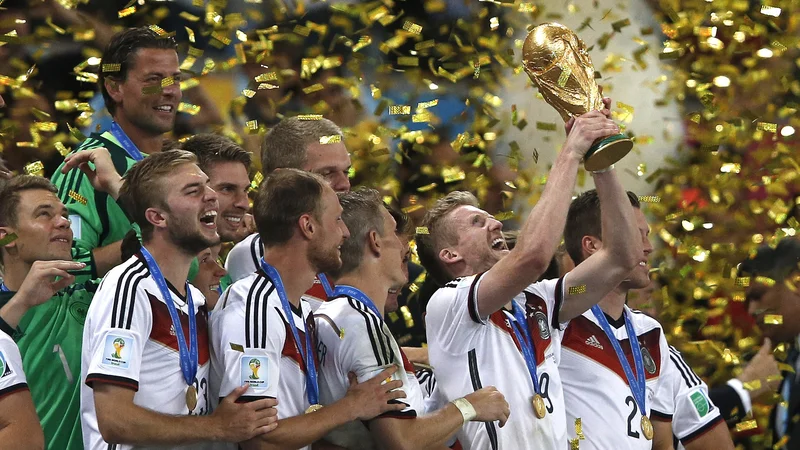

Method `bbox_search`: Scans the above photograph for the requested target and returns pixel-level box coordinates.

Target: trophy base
[584,134,633,172]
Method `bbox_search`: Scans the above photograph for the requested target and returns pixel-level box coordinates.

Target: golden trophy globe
[522,22,633,171]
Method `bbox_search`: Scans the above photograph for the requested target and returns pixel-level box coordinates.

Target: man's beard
[307,237,342,275]
[168,216,220,255]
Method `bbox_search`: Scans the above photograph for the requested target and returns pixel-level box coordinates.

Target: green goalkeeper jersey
[0,279,98,450]
[51,131,138,284]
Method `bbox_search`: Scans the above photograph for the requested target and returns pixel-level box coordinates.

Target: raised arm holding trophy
[523,22,633,171]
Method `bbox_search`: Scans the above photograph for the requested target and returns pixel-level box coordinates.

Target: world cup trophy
[249,358,261,380]
[522,22,633,171]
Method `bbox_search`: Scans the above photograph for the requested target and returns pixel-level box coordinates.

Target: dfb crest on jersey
[641,345,657,374]
[534,311,550,340]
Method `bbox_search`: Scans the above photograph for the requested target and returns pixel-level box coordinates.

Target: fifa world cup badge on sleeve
[102,335,132,369]
[0,351,10,378]
[241,355,268,390]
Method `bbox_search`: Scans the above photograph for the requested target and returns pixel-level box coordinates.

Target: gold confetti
[178,103,201,115]
[229,343,244,352]
[179,11,200,22]
[417,99,438,110]
[764,314,783,325]
[245,120,258,130]
[569,285,587,295]
[742,380,762,391]
[536,122,557,131]
[319,135,342,144]
[397,57,419,67]
[54,142,70,156]
[417,183,438,192]
[148,25,168,37]
[160,77,174,88]
[185,27,195,43]
[302,84,324,94]
[250,172,263,190]
[102,64,120,73]
[297,114,322,120]
[24,161,44,176]
[242,89,256,98]
[117,6,136,18]
[142,85,162,95]
[389,105,411,115]
[638,195,661,203]
[755,276,776,286]
[557,66,572,87]
[757,122,778,133]
[519,3,537,12]
[735,420,758,432]
[402,21,422,35]
[735,277,751,287]
[68,191,88,205]
[442,167,466,183]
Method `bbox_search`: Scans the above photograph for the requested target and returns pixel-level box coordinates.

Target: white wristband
[451,397,477,424]
[727,378,753,415]
[591,164,615,174]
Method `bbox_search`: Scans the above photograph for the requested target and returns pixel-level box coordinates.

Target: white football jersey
[426,273,568,450]
[0,330,28,400]
[658,346,724,448]
[80,254,212,450]
[560,306,670,450]
[225,233,330,310]
[315,294,426,449]
[209,268,316,450]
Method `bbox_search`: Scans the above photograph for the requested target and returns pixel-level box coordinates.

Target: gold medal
[305,404,323,414]
[640,415,653,440]
[186,385,198,411]
[532,394,547,419]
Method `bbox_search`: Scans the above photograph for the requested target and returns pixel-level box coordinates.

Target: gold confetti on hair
[24,161,44,176]
[296,114,322,120]
[102,64,121,73]
[319,135,342,144]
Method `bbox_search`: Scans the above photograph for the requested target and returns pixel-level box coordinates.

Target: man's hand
[211,386,279,442]
[464,386,510,427]
[0,260,86,328]
[738,338,781,400]
[565,97,613,134]
[61,148,124,200]
[562,108,619,161]
[341,366,408,421]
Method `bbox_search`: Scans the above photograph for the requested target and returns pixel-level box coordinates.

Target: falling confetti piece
[638,196,661,203]
[118,6,136,18]
[735,420,757,432]
[402,21,423,35]
[389,105,411,115]
[68,190,88,205]
[24,161,44,176]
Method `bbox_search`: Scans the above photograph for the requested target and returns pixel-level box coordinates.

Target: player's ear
[298,213,315,240]
[145,207,168,231]
[439,247,462,265]
[581,235,602,258]
[367,229,381,256]
[0,226,17,253]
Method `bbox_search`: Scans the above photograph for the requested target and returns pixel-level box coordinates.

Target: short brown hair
[179,133,252,173]
[261,117,343,174]
[119,150,198,241]
[253,168,328,248]
[0,176,58,263]
[329,188,385,279]
[564,189,640,265]
[416,191,479,284]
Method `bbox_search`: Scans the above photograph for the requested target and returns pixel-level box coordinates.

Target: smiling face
[106,48,182,136]
[194,244,227,309]
[155,164,221,254]
[205,161,250,242]
[441,205,509,275]
[619,208,653,290]
[1,189,73,263]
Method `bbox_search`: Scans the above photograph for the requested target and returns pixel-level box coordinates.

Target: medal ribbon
[259,258,319,405]
[509,301,542,395]
[140,247,198,386]
[332,285,382,318]
[317,273,335,298]
[109,122,146,162]
[591,305,647,416]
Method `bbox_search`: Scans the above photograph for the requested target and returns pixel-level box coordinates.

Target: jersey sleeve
[525,276,566,330]
[224,234,261,283]
[215,287,280,402]
[425,274,488,355]
[654,345,724,444]
[339,309,418,419]
[0,332,28,400]
[83,277,152,391]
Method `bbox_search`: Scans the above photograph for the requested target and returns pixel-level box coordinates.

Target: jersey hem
[679,414,725,444]
[0,382,28,401]
[650,409,672,421]
[85,373,139,391]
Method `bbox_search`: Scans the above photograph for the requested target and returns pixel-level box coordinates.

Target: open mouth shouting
[200,210,218,229]
[491,237,508,251]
